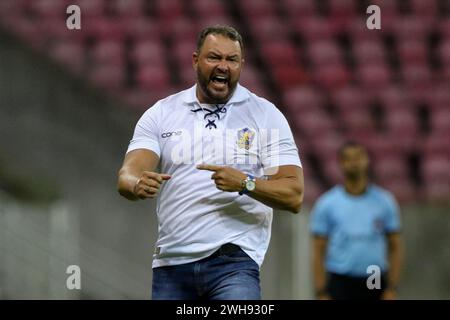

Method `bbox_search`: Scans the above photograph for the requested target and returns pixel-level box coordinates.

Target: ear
[192,51,199,71]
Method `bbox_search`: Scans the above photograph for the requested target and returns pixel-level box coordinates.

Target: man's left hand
[197,164,247,192]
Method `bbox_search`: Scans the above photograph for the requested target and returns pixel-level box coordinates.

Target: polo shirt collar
[182,83,249,105]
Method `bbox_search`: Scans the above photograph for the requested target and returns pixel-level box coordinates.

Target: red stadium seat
[440,18,450,39]
[88,64,125,91]
[373,154,409,182]
[238,0,276,19]
[280,0,316,18]
[347,17,387,42]
[368,0,398,16]
[249,17,290,42]
[379,86,412,110]
[121,17,161,41]
[76,0,105,18]
[385,107,419,136]
[294,109,336,137]
[155,0,184,21]
[353,40,387,65]
[124,88,176,110]
[397,40,428,65]
[313,64,351,90]
[260,41,301,67]
[135,65,171,91]
[442,65,450,84]
[178,65,196,87]
[191,0,226,18]
[111,0,144,18]
[430,109,450,134]
[310,132,345,159]
[328,0,358,33]
[196,16,236,31]
[422,155,450,182]
[38,17,86,42]
[363,134,400,158]
[308,40,343,66]
[83,17,125,41]
[356,63,392,93]
[4,0,445,206]
[271,65,308,90]
[123,89,155,110]
[401,65,433,100]
[425,84,450,110]
[331,85,369,112]
[283,86,325,113]
[340,109,377,135]
[322,156,342,185]
[296,17,337,41]
[29,0,67,18]
[172,40,196,68]
[131,40,165,67]
[329,0,357,17]
[48,40,85,74]
[162,17,199,42]
[239,65,264,89]
[393,16,431,40]
[380,178,418,203]
[242,82,269,100]
[438,39,450,66]
[91,40,124,65]
[0,0,26,16]
[410,0,438,19]
[421,133,450,157]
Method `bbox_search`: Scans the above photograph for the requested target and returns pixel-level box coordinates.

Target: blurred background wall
[0,0,449,299]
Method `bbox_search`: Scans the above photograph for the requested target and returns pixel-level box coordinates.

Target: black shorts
[327,272,387,300]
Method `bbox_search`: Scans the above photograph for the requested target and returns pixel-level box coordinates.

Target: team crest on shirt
[237,128,255,150]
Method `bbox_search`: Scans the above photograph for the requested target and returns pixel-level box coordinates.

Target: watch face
[246,180,256,191]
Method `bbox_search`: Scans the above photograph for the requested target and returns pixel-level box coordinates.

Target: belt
[210,243,241,258]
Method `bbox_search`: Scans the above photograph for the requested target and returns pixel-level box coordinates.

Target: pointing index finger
[196,164,222,172]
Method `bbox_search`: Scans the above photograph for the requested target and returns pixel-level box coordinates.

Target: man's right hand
[133,171,171,199]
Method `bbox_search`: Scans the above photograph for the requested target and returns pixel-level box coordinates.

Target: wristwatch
[239,174,256,195]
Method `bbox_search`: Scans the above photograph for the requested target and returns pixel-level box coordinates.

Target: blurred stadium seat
[2,0,448,205]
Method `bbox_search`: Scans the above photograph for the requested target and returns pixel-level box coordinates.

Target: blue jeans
[152,244,261,300]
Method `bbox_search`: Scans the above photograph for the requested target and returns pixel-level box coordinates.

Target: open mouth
[210,75,229,87]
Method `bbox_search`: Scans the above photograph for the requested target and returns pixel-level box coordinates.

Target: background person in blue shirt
[310,141,403,300]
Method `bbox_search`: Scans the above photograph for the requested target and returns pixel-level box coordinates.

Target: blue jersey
[310,185,401,277]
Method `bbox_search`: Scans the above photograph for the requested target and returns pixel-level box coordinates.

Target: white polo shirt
[126,83,302,268]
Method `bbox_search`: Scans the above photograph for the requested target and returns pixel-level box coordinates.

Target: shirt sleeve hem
[126,141,161,157]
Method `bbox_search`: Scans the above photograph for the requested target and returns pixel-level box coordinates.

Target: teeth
[213,75,227,81]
